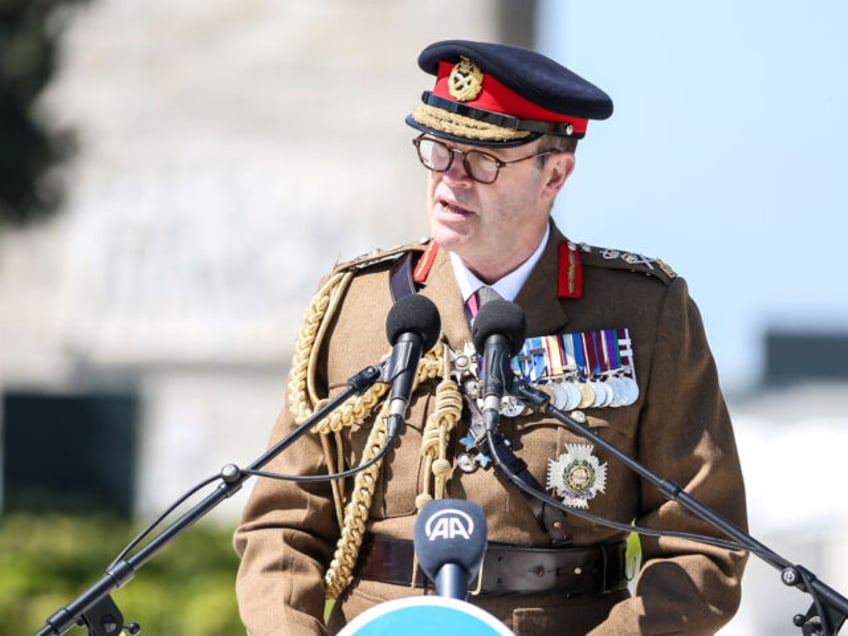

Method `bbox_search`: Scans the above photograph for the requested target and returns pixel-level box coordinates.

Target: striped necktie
[467,286,501,319]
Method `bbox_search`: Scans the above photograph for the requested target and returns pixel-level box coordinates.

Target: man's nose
[444,151,473,182]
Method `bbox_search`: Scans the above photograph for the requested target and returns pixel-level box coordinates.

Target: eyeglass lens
[416,138,499,183]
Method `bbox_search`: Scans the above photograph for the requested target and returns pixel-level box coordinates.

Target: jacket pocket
[345,390,432,520]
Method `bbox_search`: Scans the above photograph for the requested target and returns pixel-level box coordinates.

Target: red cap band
[432,61,588,136]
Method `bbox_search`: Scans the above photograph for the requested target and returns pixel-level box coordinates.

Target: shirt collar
[449,224,550,303]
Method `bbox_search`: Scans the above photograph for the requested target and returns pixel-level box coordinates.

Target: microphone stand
[509,379,848,636]
[34,364,384,636]
[435,565,471,601]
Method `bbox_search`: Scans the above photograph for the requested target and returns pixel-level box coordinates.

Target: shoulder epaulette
[574,241,678,285]
[331,239,430,276]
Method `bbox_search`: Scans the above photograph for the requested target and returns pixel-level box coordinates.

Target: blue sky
[537,1,848,392]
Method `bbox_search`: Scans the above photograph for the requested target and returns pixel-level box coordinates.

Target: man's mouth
[436,197,474,217]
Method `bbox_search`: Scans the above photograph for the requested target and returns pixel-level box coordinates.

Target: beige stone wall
[10,1,501,370]
[0,0,512,517]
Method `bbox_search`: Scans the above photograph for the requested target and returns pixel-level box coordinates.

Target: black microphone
[413,498,487,600]
[471,299,527,431]
[384,294,441,437]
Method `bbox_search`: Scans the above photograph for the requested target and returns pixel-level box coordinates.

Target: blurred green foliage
[0,513,243,636]
[0,0,87,228]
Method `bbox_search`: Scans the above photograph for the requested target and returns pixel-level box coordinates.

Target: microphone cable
[484,426,768,559]
[470,299,764,558]
[111,294,442,571]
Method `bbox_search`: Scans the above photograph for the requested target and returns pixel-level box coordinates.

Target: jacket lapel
[420,223,572,349]
[419,246,472,350]
[515,223,571,337]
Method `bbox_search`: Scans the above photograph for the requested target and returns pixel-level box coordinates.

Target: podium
[338,497,514,635]
[337,596,514,636]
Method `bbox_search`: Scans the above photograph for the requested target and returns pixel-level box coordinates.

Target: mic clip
[510,380,551,412]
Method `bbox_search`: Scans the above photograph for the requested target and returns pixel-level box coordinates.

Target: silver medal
[500,395,526,417]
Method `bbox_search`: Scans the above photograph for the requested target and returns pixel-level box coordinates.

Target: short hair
[538,133,578,159]
[537,134,578,211]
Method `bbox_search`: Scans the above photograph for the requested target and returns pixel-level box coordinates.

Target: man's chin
[429,228,466,255]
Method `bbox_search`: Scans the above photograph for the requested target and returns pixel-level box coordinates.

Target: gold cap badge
[448,57,484,102]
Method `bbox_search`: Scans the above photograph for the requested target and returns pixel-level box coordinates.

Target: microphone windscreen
[413,498,487,583]
[385,294,441,350]
[471,299,527,357]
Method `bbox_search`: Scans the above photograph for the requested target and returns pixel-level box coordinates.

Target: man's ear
[542,152,576,201]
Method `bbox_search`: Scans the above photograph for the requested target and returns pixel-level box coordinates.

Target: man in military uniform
[234,40,748,635]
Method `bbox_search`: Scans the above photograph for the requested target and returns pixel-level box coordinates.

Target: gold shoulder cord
[416,346,463,510]
[284,267,464,601]
[323,343,453,600]
[287,270,354,422]
[287,269,384,526]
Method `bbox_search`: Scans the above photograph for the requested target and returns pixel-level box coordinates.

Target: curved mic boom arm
[34,364,384,636]
[506,378,848,636]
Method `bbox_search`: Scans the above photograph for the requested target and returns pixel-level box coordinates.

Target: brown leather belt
[356,535,629,598]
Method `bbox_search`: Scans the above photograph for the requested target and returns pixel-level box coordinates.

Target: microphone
[413,498,487,600]
[471,299,527,431]
[384,294,441,437]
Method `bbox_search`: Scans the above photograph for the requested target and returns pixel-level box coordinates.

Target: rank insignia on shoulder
[653,258,677,279]
[576,241,678,284]
[332,239,430,275]
[547,443,607,509]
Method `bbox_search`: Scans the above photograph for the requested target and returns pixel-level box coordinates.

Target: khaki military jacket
[234,222,748,635]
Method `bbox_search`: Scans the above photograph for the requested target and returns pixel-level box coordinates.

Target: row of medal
[513,329,639,410]
[453,328,639,415]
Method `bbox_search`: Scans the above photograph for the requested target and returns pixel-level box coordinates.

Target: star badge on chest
[547,443,608,508]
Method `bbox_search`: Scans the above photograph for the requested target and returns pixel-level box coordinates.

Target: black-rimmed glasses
[412,135,556,184]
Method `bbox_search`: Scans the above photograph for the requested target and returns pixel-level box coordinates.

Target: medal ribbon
[492,328,638,395]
